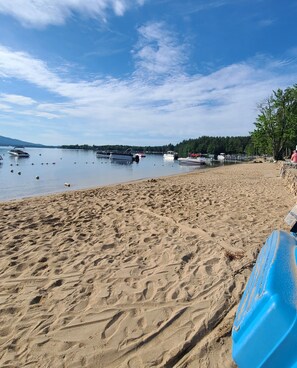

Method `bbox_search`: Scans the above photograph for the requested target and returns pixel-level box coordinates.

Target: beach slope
[0,162,294,367]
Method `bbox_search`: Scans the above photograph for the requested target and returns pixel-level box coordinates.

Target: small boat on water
[178,157,206,165]
[135,152,146,158]
[217,153,225,161]
[110,149,139,163]
[8,148,30,158]
[163,151,178,160]
[178,153,209,166]
[96,151,110,159]
[110,152,133,162]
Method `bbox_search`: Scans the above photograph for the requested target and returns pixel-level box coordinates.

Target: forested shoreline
[61,135,252,156]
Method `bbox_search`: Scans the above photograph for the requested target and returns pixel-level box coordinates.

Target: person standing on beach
[291,150,297,163]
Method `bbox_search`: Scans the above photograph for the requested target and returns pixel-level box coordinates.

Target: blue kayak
[232,230,297,368]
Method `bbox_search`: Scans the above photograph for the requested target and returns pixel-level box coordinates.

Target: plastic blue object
[232,230,297,368]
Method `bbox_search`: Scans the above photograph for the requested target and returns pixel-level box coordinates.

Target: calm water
[0,147,211,202]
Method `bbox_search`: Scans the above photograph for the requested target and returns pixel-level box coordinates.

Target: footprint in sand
[143,281,155,300]
[50,279,63,288]
[30,295,43,305]
[127,356,144,368]
[101,243,116,251]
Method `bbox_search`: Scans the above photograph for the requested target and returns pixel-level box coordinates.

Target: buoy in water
[64,183,71,187]
[18,171,21,175]
[36,176,39,180]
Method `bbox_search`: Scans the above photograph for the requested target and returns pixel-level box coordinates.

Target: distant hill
[0,135,47,148]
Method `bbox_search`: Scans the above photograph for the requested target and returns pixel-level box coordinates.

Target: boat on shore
[163,151,178,160]
[8,148,30,158]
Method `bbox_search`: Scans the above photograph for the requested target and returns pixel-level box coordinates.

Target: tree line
[251,84,297,160]
[175,136,252,157]
[60,144,173,154]
[61,137,253,157]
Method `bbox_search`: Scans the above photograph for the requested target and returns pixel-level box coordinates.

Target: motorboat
[178,156,206,165]
[8,148,30,157]
[110,149,139,163]
[163,151,178,160]
[110,152,133,162]
[217,153,225,161]
[96,151,110,159]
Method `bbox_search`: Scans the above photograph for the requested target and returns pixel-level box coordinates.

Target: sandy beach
[0,162,295,368]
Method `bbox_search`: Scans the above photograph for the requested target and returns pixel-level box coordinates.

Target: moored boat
[163,151,178,160]
[109,149,140,163]
[96,151,110,159]
[178,156,206,165]
[110,152,133,162]
[8,148,30,158]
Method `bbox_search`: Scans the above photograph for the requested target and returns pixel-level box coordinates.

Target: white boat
[163,151,178,160]
[96,151,110,158]
[8,148,30,157]
[178,156,206,165]
[217,153,225,161]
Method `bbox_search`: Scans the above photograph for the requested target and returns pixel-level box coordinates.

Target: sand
[0,162,295,368]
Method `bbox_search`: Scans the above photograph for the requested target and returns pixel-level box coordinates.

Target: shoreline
[0,162,295,367]
[0,164,212,204]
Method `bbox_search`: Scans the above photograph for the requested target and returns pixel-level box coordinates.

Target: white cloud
[183,0,236,15]
[0,102,11,111]
[258,18,275,28]
[0,0,146,28]
[0,93,36,106]
[133,22,187,78]
[0,41,296,145]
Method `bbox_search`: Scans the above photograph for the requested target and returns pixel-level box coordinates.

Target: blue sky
[0,0,296,146]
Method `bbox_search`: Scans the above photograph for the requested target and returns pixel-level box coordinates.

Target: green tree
[251,86,297,160]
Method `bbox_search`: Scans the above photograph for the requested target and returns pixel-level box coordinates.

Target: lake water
[0,147,213,202]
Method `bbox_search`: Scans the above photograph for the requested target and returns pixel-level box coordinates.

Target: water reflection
[0,147,215,201]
